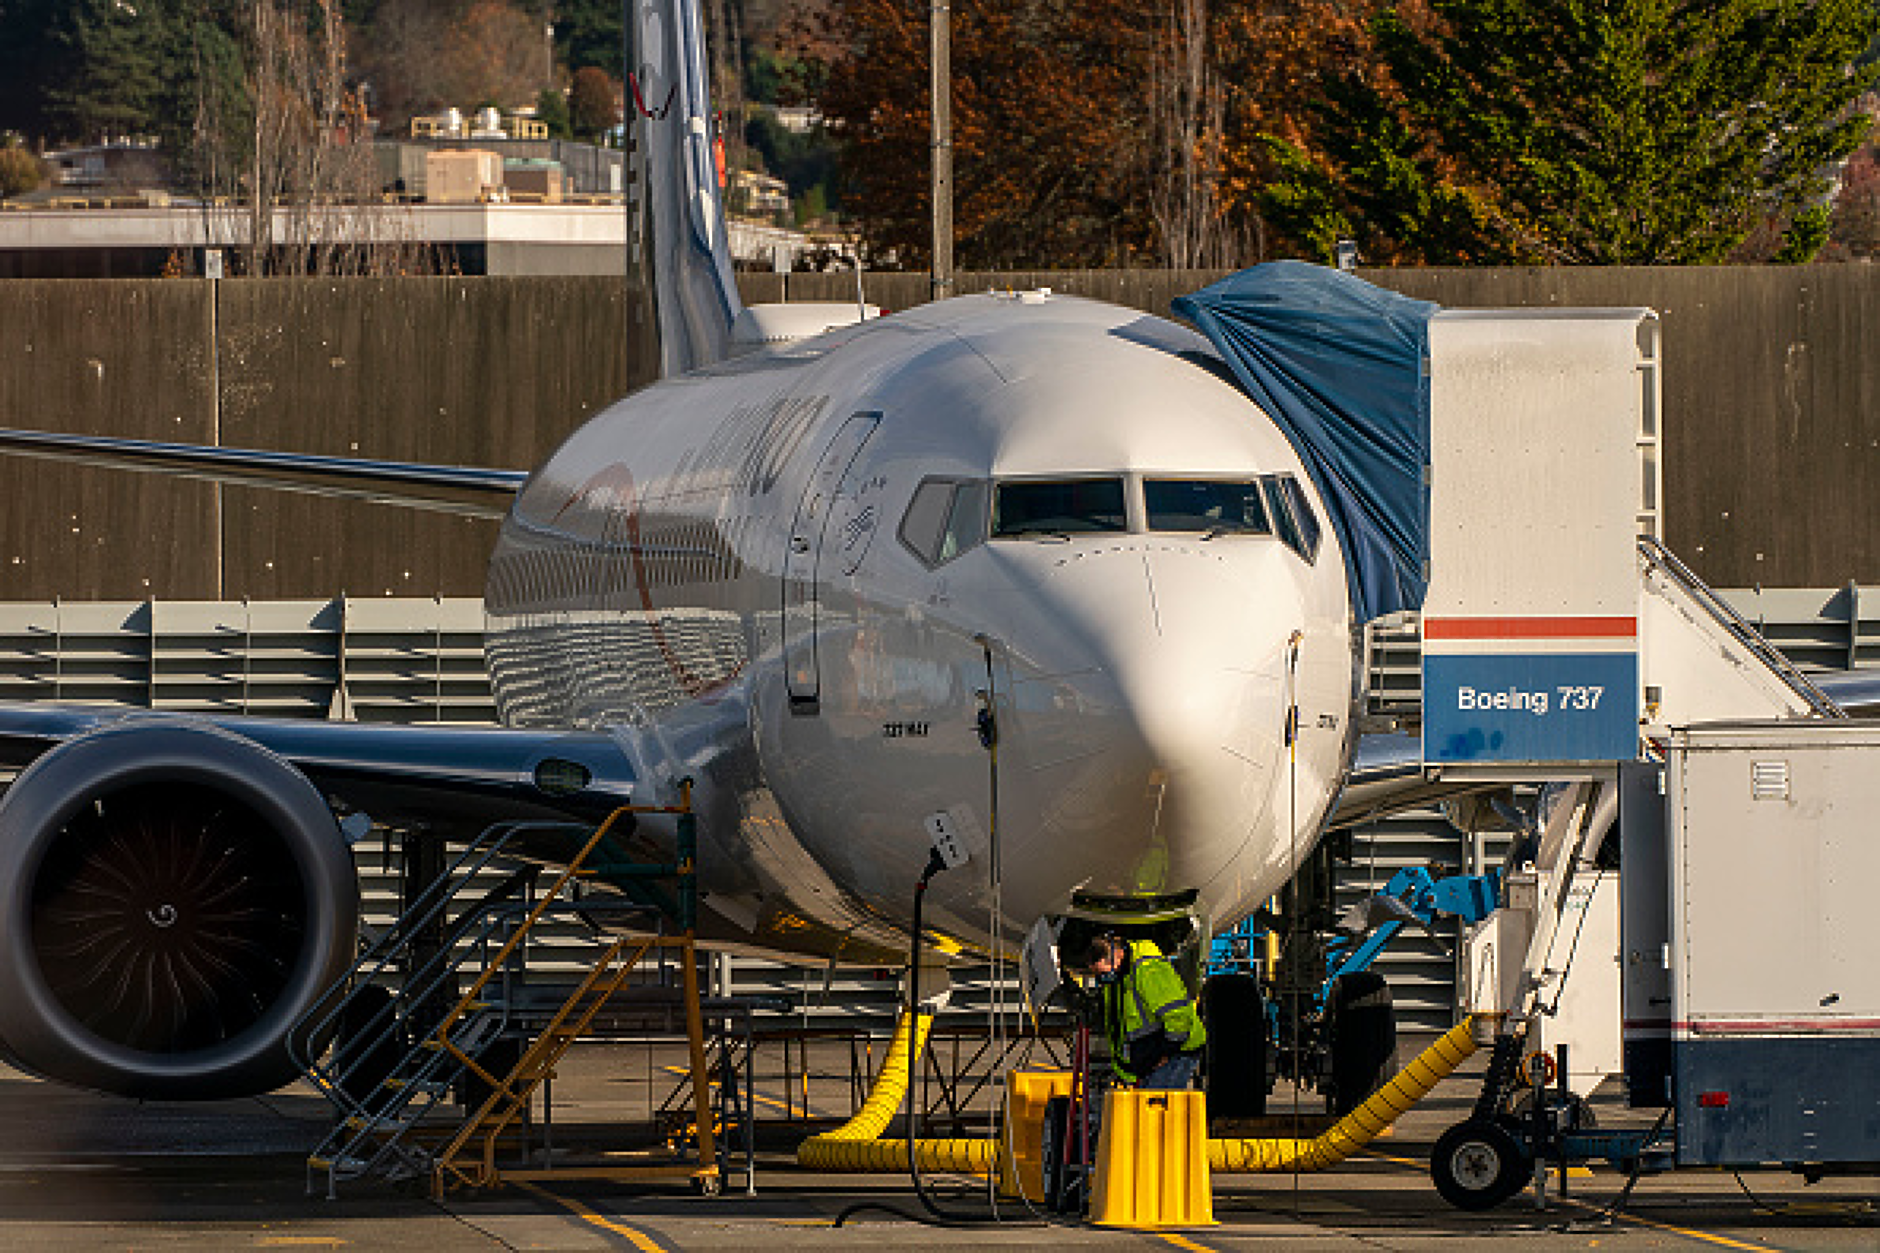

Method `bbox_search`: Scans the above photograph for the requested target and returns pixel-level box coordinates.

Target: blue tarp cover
[1172,262,1438,623]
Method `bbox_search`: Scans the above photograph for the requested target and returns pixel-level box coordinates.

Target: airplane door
[783,412,879,713]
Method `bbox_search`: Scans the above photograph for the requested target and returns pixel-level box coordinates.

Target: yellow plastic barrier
[1208,1016,1480,1172]
[796,1010,1000,1175]
[1089,1088,1214,1227]
[1000,1069,1075,1200]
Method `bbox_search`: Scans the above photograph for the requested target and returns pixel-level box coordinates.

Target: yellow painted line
[257,1241,346,1248]
[1155,1234,1219,1253]
[1563,1198,1776,1253]
[512,1179,668,1253]
[659,1064,826,1117]
[1365,1148,1780,1253]
[1359,1149,1423,1170]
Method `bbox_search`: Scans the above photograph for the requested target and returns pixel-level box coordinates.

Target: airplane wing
[0,433,637,1102]
[0,427,527,519]
[0,701,641,831]
[0,698,662,1100]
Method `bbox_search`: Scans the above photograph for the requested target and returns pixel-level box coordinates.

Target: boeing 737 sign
[1422,615,1640,763]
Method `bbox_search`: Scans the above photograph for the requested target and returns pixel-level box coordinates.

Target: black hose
[832,852,1046,1230]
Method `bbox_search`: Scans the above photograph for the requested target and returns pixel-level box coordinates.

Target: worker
[1083,932,1207,1089]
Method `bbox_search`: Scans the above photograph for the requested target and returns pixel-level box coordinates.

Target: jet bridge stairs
[296,790,731,1200]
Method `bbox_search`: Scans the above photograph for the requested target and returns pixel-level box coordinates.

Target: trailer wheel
[1325,971,1395,1115]
[1202,973,1268,1119]
[1431,1119,1528,1210]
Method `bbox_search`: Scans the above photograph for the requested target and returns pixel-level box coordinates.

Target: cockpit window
[900,479,953,565]
[1266,474,1323,563]
[900,477,988,567]
[1145,479,1270,535]
[992,478,1127,537]
[938,480,988,562]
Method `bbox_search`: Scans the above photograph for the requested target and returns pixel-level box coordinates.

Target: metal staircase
[297,789,720,1199]
[1636,536,1844,719]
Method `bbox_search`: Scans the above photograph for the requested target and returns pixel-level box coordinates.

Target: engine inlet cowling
[0,721,358,1099]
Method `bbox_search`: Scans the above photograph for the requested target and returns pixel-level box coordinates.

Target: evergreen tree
[537,86,573,139]
[159,0,252,190]
[0,0,71,141]
[555,0,622,75]
[1263,0,1880,265]
[47,0,189,145]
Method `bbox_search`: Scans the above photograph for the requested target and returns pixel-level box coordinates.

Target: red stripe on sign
[1423,616,1637,640]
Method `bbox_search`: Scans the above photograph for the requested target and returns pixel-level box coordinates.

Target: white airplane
[0,0,1378,1101]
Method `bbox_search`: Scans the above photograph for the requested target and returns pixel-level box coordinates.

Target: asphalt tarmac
[2,1043,1874,1251]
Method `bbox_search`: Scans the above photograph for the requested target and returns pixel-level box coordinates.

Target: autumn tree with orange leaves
[798,0,1376,269]
[805,0,1188,268]
[1213,0,1373,260]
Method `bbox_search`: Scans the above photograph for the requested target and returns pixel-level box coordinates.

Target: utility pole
[930,0,953,302]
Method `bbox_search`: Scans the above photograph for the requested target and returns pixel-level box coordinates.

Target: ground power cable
[978,635,1009,1219]
[967,642,1083,1230]
[831,646,1046,1231]
[1729,1169,1875,1220]
[1284,630,1303,1218]
[978,630,1086,1231]
[829,856,1045,1229]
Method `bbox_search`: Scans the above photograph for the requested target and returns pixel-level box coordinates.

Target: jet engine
[0,720,358,1099]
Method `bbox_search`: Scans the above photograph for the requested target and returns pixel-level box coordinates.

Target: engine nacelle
[0,720,358,1098]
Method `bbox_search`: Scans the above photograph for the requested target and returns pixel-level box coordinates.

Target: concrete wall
[0,277,640,600]
[0,281,221,595]
[0,268,1873,598]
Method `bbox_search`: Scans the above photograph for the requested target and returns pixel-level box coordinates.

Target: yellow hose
[798,1131,1003,1173]
[812,1010,933,1141]
[796,1010,1001,1174]
[1209,1016,1479,1172]
[798,1011,1483,1177]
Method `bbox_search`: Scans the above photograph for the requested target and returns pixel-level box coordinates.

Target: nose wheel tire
[1431,1119,1528,1210]
[1325,970,1396,1115]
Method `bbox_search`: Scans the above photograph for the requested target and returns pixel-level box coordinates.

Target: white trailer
[1625,720,1880,1169]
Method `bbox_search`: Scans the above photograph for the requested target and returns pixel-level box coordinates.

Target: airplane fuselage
[487,291,1357,959]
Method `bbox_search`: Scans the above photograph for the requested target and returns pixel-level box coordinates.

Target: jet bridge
[1404,304,1875,1201]
[1181,276,1868,1178]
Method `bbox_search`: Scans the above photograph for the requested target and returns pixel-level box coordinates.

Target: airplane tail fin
[628,0,746,377]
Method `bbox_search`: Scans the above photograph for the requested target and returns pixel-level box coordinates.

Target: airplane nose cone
[995,543,1300,900]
